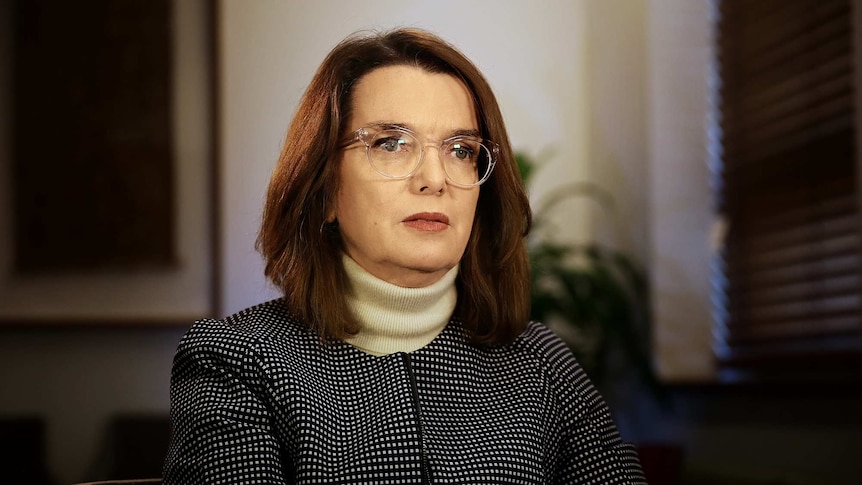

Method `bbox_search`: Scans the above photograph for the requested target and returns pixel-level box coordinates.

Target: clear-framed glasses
[344,125,498,187]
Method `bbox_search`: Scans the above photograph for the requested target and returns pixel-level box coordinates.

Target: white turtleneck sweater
[341,254,458,356]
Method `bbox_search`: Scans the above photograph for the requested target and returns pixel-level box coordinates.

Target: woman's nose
[412,145,447,193]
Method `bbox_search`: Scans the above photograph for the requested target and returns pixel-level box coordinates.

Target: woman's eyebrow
[447,128,481,139]
[366,121,411,131]
[365,121,481,139]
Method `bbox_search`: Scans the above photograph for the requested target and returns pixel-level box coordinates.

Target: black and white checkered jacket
[163,299,646,484]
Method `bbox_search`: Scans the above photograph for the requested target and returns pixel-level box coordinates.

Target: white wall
[584,0,649,261]
[646,0,715,382]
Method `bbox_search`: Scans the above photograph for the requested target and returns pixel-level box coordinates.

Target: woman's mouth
[402,212,450,232]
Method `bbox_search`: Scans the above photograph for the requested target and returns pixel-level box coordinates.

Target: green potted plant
[516,151,662,398]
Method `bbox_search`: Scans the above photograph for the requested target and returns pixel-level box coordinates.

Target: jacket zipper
[402,353,432,484]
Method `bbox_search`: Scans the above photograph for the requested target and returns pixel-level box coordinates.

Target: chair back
[75,480,161,485]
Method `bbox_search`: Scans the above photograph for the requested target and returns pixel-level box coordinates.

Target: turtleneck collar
[342,254,458,356]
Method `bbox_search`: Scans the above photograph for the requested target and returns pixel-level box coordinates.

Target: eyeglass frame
[340,124,499,188]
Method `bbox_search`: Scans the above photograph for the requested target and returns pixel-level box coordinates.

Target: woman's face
[334,65,481,288]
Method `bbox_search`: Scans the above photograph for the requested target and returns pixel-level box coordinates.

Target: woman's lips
[402,212,450,232]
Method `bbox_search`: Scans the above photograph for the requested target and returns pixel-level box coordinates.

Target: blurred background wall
[0,0,858,484]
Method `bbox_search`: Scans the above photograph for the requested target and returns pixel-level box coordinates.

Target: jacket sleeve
[163,319,287,484]
[532,325,647,484]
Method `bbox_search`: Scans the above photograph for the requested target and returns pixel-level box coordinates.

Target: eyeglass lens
[366,130,492,186]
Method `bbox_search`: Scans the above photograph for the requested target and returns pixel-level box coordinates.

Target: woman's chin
[386,260,457,287]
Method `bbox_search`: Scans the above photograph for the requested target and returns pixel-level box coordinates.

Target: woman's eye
[375,137,406,152]
[450,143,475,160]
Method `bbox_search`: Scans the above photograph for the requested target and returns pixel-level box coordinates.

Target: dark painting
[13,0,174,273]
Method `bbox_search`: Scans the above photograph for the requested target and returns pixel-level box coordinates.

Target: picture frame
[0,0,219,325]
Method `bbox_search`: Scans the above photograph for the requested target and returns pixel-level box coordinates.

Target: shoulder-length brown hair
[257,28,532,345]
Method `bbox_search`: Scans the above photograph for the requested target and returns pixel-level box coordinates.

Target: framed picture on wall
[0,0,219,325]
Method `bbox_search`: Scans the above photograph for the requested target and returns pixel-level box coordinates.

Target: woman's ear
[325,165,340,224]
[325,201,337,223]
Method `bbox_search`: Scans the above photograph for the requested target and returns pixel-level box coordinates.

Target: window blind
[714,0,861,383]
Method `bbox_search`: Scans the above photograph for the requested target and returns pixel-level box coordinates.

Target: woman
[164,28,645,484]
